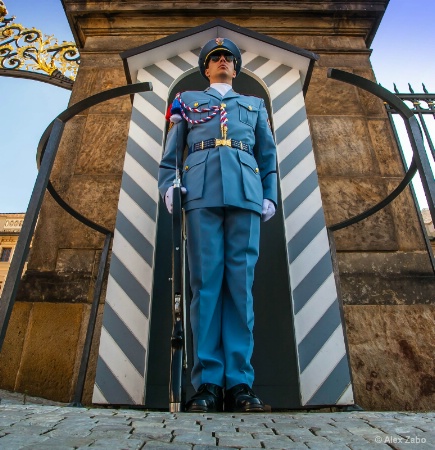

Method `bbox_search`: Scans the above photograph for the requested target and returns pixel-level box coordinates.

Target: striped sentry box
[93,46,353,407]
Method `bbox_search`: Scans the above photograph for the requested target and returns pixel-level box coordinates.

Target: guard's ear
[232,70,236,78]
[205,68,210,79]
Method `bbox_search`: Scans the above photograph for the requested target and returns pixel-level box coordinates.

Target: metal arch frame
[327,69,435,232]
[0,81,153,405]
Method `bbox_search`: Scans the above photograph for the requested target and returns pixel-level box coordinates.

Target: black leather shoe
[225,384,265,412]
[185,383,223,412]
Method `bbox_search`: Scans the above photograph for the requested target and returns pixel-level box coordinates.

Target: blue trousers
[185,207,260,391]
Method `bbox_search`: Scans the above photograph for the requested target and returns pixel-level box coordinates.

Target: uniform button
[194,102,199,107]
[221,103,226,108]
[255,168,259,173]
[185,165,189,171]
[248,105,253,111]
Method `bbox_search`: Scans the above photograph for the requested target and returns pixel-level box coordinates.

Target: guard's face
[205,53,237,84]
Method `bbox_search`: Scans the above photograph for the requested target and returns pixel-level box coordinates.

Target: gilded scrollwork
[0,0,79,82]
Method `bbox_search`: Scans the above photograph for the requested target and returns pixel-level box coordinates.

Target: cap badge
[215,37,224,46]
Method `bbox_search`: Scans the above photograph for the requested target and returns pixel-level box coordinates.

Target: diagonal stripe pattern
[93,50,199,405]
[93,47,353,407]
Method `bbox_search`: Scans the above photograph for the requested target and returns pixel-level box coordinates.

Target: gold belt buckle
[215,138,232,147]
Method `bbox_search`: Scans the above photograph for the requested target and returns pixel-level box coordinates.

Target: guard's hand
[165,186,187,214]
[261,199,276,222]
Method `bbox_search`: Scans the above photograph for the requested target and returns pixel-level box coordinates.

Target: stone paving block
[171,426,202,434]
[5,424,54,435]
[0,433,50,448]
[45,426,93,438]
[217,435,263,448]
[253,433,298,449]
[20,436,96,449]
[143,442,191,449]
[79,437,146,449]
[87,430,133,440]
[172,432,216,446]
[133,420,166,428]
[348,444,393,450]
[305,443,351,449]
[200,423,238,432]
[132,430,173,442]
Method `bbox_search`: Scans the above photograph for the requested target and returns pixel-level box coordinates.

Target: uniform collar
[205,86,239,101]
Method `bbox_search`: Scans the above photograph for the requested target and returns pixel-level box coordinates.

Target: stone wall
[1,0,434,410]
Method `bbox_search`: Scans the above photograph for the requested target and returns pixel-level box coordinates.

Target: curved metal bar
[0,68,73,90]
[329,158,418,232]
[37,82,153,164]
[37,82,153,232]
[47,181,111,235]
[326,69,419,231]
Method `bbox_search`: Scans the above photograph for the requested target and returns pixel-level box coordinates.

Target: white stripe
[118,188,156,244]
[336,384,354,406]
[99,327,145,404]
[268,68,301,99]
[178,51,200,67]
[273,92,305,129]
[134,94,165,127]
[277,119,311,163]
[294,274,337,345]
[137,68,170,98]
[240,51,258,66]
[155,59,185,79]
[92,384,108,404]
[112,231,152,296]
[106,275,150,345]
[129,120,163,165]
[281,152,317,200]
[299,325,347,405]
[285,189,322,242]
[290,227,330,290]
[123,152,160,204]
[252,59,282,79]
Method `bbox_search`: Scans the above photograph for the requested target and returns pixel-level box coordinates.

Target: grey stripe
[298,300,342,373]
[244,55,269,72]
[292,252,333,315]
[272,78,302,114]
[139,91,166,114]
[283,170,319,218]
[116,210,154,267]
[279,135,312,179]
[306,355,352,406]
[275,106,307,145]
[287,209,325,264]
[145,64,175,87]
[122,172,157,221]
[191,47,201,56]
[127,137,160,180]
[131,105,163,147]
[110,254,150,318]
[102,302,146,375]
[263,64,292,88]
[168,55,194,72]
[95,357,136,404]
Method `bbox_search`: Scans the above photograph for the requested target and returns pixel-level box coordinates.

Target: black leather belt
[192,138,252,154]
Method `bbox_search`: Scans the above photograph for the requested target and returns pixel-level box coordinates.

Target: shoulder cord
[175,92,220,125]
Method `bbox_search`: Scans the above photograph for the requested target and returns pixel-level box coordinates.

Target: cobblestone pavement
[1,390,435,449]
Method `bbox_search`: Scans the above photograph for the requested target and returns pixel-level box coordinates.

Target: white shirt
[210,83,232,96]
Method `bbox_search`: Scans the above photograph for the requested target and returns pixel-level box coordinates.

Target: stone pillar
[1,1,434,409]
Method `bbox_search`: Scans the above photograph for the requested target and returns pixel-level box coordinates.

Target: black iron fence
[385,83,435,265]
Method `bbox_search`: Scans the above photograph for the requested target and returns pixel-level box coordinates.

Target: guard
[158,37,278,412]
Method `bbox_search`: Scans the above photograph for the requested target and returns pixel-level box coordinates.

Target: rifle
[169,169,186,412]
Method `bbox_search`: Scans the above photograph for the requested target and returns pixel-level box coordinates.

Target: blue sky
[0,0,434,212]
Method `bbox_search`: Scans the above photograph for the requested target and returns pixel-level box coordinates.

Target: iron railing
[0,82,153,406]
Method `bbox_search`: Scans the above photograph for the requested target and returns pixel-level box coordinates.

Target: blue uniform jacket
[158,87,277,215]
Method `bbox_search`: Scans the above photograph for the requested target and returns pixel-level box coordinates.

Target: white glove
[170,114,182,123]
[165,185,187,214]
[261,199,276,222]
